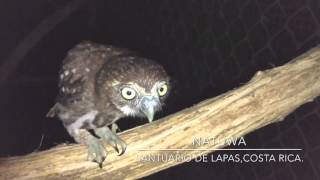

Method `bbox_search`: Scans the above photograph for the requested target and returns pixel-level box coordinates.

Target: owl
[47,41,170,167]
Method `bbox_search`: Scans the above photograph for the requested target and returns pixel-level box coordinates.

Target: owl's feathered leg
[68,128,107,167]
[94,126,127,156]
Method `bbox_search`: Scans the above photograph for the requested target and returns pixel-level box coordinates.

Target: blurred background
[0,0,320,179]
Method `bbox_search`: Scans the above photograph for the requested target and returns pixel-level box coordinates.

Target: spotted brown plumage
[47,41,170,167]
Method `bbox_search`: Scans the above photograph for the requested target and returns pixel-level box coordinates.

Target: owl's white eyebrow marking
[85,68,90,72]
[67,110,98,133]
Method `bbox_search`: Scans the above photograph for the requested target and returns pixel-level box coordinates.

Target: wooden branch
[0,0,89,87]
[1,46,320,179]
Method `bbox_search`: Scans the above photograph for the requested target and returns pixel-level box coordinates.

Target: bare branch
[1,46,320,179]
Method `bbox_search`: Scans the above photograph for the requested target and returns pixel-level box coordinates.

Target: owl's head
[97,55,170,122]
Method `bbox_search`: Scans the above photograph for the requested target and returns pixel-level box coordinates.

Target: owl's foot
[70,129,107,168]
[95,126,127,156]
[86,137,107,168]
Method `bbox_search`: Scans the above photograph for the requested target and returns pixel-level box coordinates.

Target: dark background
[0,0,320,179]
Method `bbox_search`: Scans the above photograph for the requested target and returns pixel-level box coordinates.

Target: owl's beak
[145,107,154,123]
[140,96,158,123]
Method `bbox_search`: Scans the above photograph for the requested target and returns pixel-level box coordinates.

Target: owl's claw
[111,137,127,156]
[95,126,127,156]
[86,137,107,168]
[69,129,107,168]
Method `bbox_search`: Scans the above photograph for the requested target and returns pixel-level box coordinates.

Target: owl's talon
[96,156,106,168]
[112,138,126,156]
[86,138,107,167]
[95,126,127,156]
[98,162,103,169]
[117,139,127,156]
[114,146,119,154]
[109,133,126,156]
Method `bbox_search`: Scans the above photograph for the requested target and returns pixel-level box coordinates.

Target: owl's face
[98,56,170,122]
[110,80,169,122]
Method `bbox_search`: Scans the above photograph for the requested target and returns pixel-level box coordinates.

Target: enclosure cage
[0,0,320,179]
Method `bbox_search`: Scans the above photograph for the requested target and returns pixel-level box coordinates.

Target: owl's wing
[52,41,134,112]
[56,46,93,105]
[47,44,94,117]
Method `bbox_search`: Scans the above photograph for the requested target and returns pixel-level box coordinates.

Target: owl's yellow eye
[121,87,136,100]
[158,84,168,96]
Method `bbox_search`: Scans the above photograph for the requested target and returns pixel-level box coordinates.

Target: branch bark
[1,46,320,179]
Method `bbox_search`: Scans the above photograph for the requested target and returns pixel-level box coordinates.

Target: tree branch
[1,46,320,179]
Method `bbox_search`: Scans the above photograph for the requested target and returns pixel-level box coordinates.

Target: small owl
[47,41,170,167]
